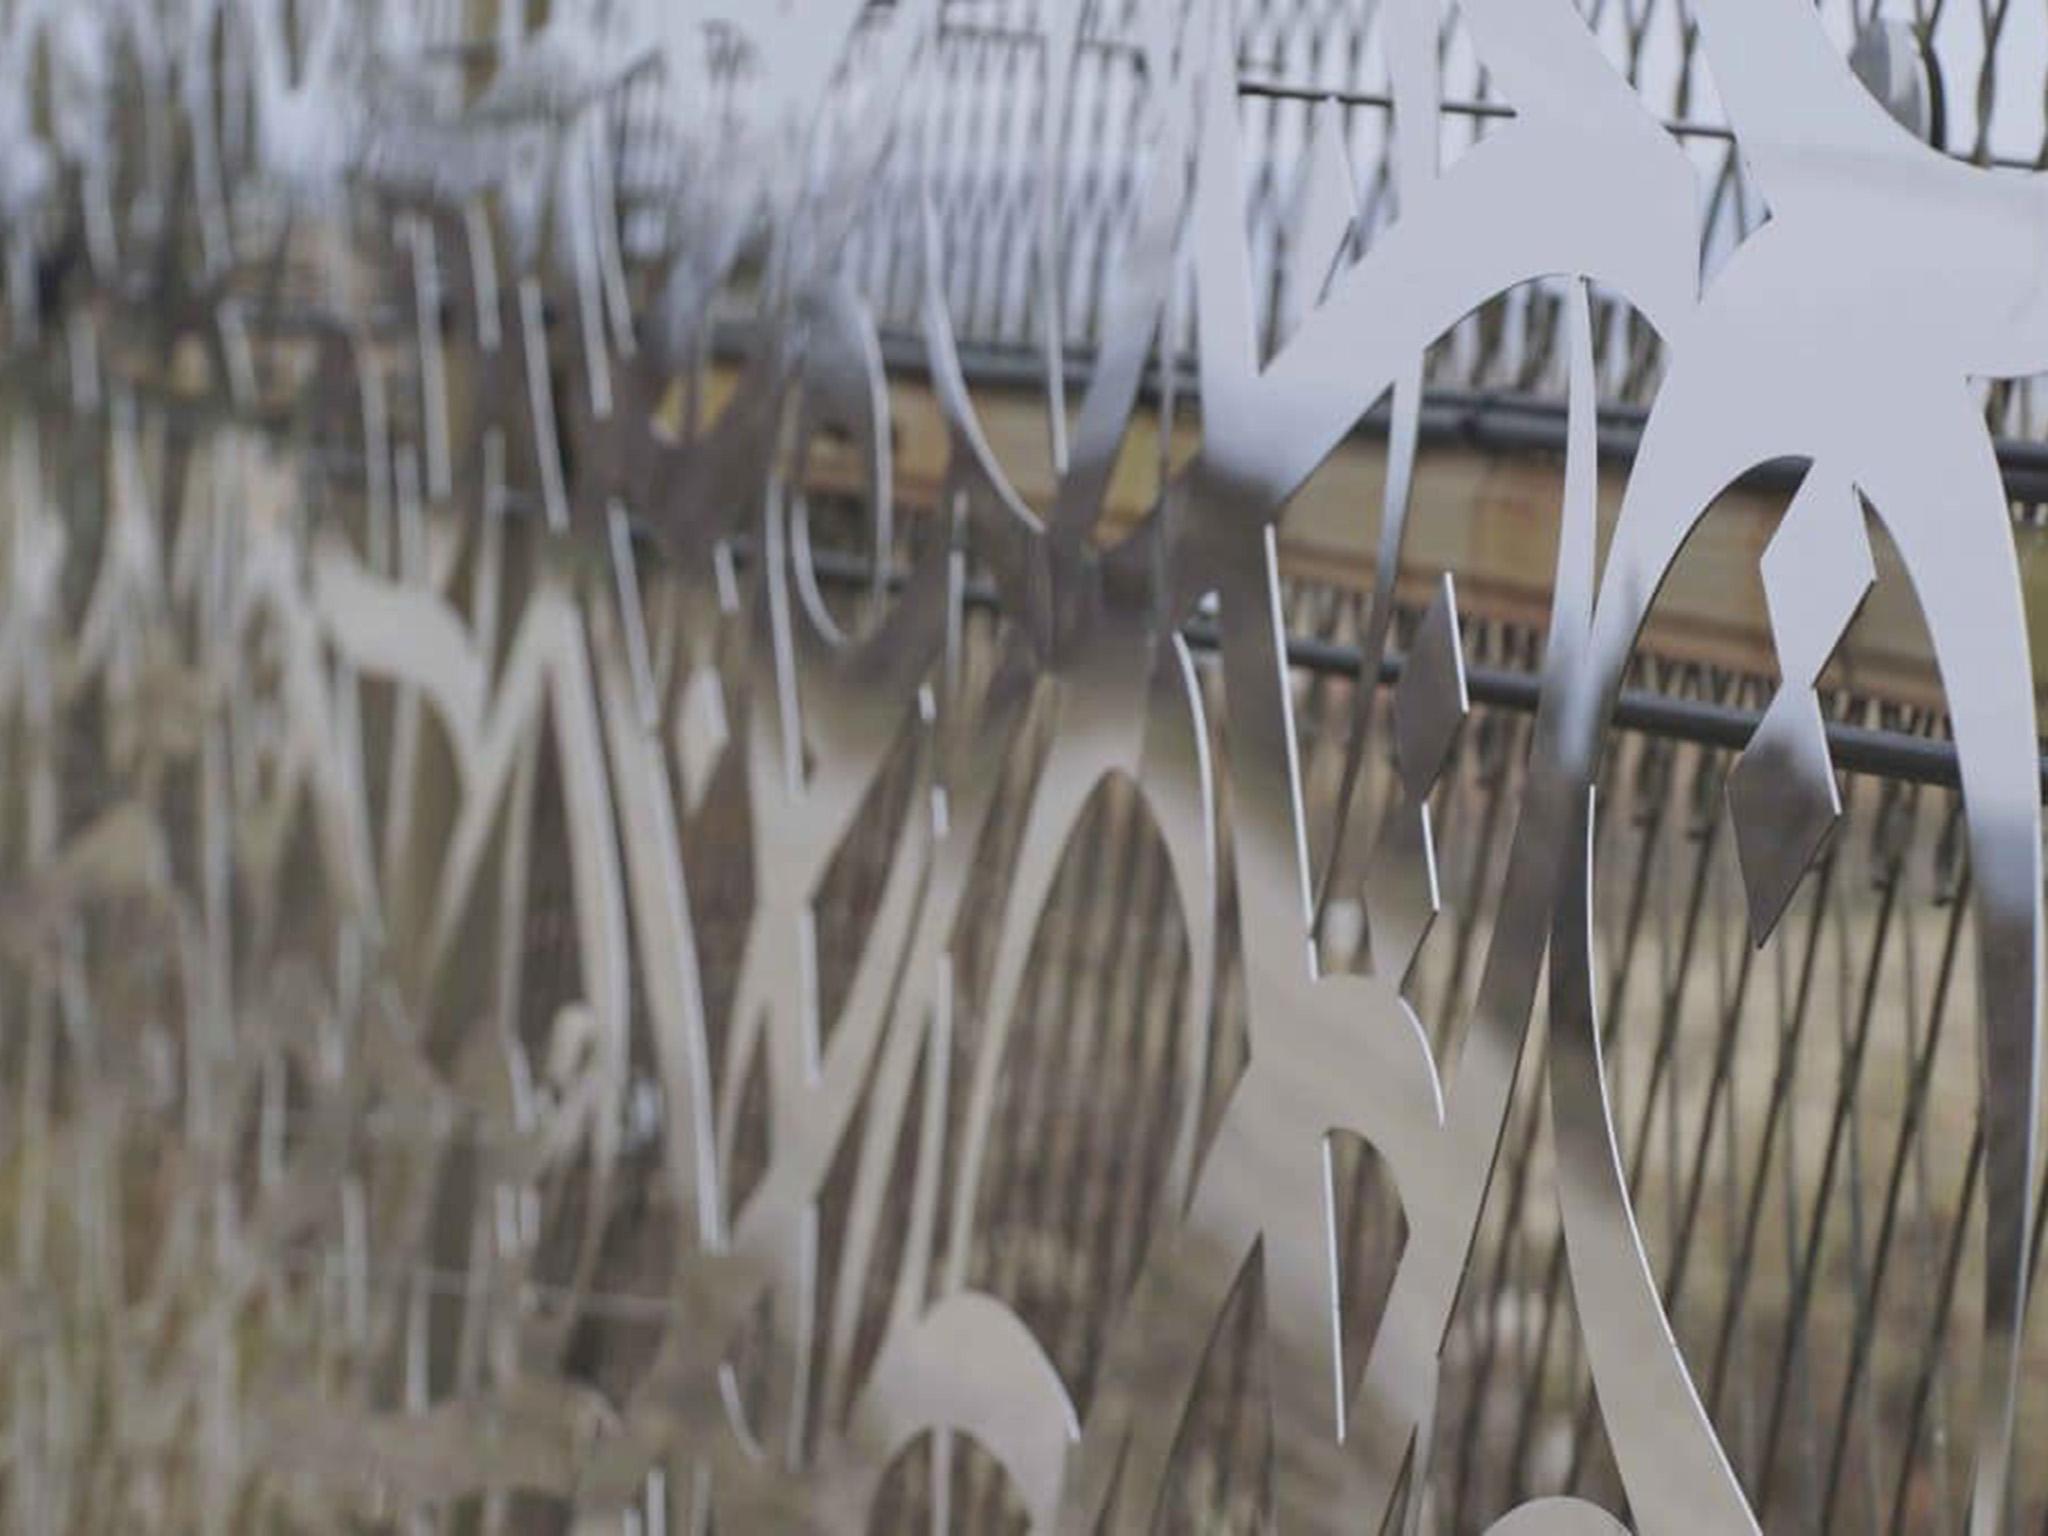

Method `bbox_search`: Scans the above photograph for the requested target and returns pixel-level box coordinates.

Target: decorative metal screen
[0,0,2043,1531]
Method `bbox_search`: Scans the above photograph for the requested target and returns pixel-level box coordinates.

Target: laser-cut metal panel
[0,1,2038,1532]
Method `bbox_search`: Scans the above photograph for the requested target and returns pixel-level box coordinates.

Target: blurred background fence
[0,0,2043,1531]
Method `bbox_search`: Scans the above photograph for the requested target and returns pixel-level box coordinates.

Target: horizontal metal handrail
[784,543,2035,795]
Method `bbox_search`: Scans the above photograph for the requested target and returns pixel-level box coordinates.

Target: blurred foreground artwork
[0,0,2042,1530]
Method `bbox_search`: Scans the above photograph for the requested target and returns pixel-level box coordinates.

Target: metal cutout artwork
[0,0,2039,1531]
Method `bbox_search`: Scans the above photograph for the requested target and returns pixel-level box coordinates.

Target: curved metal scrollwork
[0,0,2036,1531]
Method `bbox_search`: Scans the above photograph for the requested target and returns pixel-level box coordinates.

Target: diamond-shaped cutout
[1394,573,1468,799]
[1727,689,1841,945]
[1363,801,1439,987]
[1278,101,1358,347]
[1761,475,1874,675]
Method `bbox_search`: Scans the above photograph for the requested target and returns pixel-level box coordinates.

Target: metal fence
[0,1,2040,1532]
